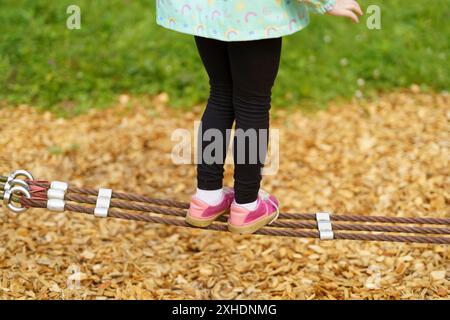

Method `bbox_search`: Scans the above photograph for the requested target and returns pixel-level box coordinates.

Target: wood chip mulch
[0,90,448,299]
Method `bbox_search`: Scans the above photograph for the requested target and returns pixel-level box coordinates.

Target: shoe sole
[228,210,279,235]
[185,209,229,228]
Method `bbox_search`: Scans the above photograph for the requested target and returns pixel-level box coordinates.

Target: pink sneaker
[228,190,280,234]
[186,188,234,227]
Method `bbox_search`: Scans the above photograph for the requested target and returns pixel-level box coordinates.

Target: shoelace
[258,189,279,218]
[223,186,233,194]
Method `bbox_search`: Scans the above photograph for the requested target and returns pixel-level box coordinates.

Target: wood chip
[430,270,446,281]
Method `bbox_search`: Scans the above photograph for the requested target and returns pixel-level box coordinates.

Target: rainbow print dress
[156,0,336,41]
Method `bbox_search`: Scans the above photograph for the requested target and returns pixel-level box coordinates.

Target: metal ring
[6,169,34,185]
[6,170,33,192]
[4,186,31,214]
[10,170,34,181]
[4,178,28,191]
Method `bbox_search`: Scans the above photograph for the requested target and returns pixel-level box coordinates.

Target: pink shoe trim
[229,194,279,227]
[188,188,234,220]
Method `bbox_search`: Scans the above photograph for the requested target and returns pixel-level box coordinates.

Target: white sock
[234,199,258,211]
[195,188,224,205]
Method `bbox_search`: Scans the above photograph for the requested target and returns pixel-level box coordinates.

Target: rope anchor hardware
[1,169,450,245]
[3,169,33,192]
[1,169,34,214]
[3,185,31,214]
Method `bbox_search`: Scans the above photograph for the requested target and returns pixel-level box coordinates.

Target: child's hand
[326,0,363,23]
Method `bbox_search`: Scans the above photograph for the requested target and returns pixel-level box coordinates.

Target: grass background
[0,0,448,116]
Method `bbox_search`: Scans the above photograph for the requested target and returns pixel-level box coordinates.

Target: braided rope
[29,181,190,209]
[57,193,450,235]
[5,178,447,245]
[27,180,450,226]
[18,197,450,245]
[0,172,444,245]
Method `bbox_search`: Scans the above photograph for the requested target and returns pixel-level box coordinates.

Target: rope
[1,175,448,245]
[18,198,450,245]
[53,194,450,235]
[28,181,190,209]
[26,180,450,225]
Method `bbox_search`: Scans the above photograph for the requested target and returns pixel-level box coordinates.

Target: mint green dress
[156,0,336,41]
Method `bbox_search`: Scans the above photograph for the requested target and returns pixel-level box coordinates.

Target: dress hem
[156,19,311,42]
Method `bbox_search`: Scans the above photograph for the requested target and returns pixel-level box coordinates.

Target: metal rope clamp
[94,188,112,218]
[46,181,69,212]
[316,212,334,240]
[3,170,34,213]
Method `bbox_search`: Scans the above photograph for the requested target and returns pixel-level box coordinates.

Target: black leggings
[195,36,282,204]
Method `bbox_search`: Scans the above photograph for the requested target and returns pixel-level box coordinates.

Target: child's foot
[228,190,279,235]
[186,187,234,227]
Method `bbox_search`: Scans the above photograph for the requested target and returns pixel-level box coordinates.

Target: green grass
[0,0,448,115]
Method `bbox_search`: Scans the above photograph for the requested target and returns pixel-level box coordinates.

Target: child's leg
[194,36,235,203]
[227,38,282,205]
